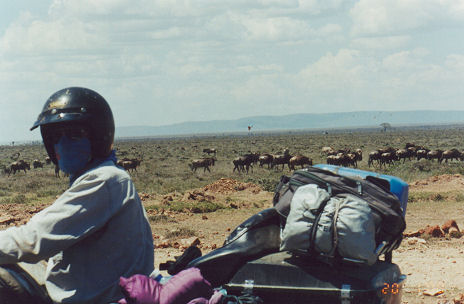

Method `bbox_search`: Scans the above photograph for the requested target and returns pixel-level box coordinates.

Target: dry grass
[2,127,464,303]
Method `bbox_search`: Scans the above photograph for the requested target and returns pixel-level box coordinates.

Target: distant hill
[115,110,464,138]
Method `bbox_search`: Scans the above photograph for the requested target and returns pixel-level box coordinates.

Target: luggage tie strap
[341,284,352,304]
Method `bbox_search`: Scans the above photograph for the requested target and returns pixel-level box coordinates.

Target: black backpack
[273,166,406,263]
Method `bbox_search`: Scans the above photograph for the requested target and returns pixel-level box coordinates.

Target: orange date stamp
[382,283,400,295]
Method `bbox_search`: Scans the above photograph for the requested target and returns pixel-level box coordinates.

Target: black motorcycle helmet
[30,87,115,165]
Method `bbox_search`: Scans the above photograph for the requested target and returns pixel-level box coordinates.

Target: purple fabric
[118,274,161,304]
[187,290,224,304]
[118,268,218,304]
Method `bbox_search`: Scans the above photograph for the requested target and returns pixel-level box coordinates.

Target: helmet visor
[42,123,90,146]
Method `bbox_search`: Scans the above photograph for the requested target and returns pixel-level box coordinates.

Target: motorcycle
[2,166,408,304]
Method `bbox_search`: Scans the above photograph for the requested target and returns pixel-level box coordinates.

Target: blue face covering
[54,136,92,175]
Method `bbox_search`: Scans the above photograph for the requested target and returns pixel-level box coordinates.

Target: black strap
[159,246,202,275]
[307,197,330,257]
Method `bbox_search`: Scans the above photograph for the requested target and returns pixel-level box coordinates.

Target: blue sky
[1,0,464,143]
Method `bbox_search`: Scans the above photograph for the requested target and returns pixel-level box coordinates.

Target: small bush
[408,192,431,203]
[256,178,278,192]
[165,200,224,213]
[11,194,29,204]
[145,205,160,211]
[430,193,444,201]
[36,189,61,198]
[164,227,196,239]
[25,180,46,191]
[165,201,190,212]
[0,194,29,204]
[189,201,224,213]
[413,162,431,172]
[148,214,176,223]
[455,193,464,202]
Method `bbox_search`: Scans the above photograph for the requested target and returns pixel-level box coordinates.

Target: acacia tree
[380,122,391,132]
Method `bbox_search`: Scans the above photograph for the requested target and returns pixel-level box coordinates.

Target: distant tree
[380,122,391,132]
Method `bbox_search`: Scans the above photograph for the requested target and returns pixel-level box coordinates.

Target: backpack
[273,166,406,265]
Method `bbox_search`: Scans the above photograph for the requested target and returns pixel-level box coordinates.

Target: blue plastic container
[313,164,408,216]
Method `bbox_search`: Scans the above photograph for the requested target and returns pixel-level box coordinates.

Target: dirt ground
[148,175,464,304]
[1,175,464,303]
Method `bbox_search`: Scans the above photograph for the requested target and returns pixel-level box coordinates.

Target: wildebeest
[354,149,363,162]
[271,149,292,171]
[378,147,396,155]
[345,153,358,167]
[118,158,142,172]
[406,146,417,160]
[258,154,273,168]
[190,158,215,172]
[32,159,44,169]
[416,149,429,161]
[55,164,60,178]
[368,147,396,167]
[202,157,216,168]
[395,149,410,163]
[327,153,350,167]
[368,151,381,167]
[233,154,255,174]
[288,155,313,170]
[3,167,11,176]
[440,149,461,163]
[9,160,30,176]
[321,146,336,156]
[379,152,397,168]
[202,148,217,155]
[427,149,443,162]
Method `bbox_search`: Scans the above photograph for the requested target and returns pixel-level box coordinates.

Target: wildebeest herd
[189,148,314,174]
[366,143,464,168]
[188,141,464,175]
[3,159,31,176]
[3,141,464,178]
[2,156,144,178]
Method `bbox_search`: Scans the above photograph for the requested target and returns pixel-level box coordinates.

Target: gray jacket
[0,160,154,303]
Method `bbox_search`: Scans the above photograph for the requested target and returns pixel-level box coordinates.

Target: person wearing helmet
[0,87,154,303]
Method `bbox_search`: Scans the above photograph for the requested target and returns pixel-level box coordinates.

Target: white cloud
[150,27,184,40]
[240,16,312,41]
[351,36,410,50]
[0,12,105,56]
[49,0,130,17]
[382,48,430,71]
[445,54,464,70]
[297,49,365,90]
[256,0,298,8]
[229,73,289,107]
[236,64,283,73]
[297,0,345,14]
[2,0,464,142]
[350,0,464,36]
[316,24,343,37]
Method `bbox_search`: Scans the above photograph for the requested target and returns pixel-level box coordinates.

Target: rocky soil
[2,175,464,303]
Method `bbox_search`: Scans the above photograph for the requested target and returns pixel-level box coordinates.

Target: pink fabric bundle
[118,267,223,304]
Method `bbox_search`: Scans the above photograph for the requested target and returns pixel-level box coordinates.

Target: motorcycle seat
[187,208,281,287]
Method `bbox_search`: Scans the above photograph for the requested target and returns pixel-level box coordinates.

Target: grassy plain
[3,127,464,201]
[2,126,464,303]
